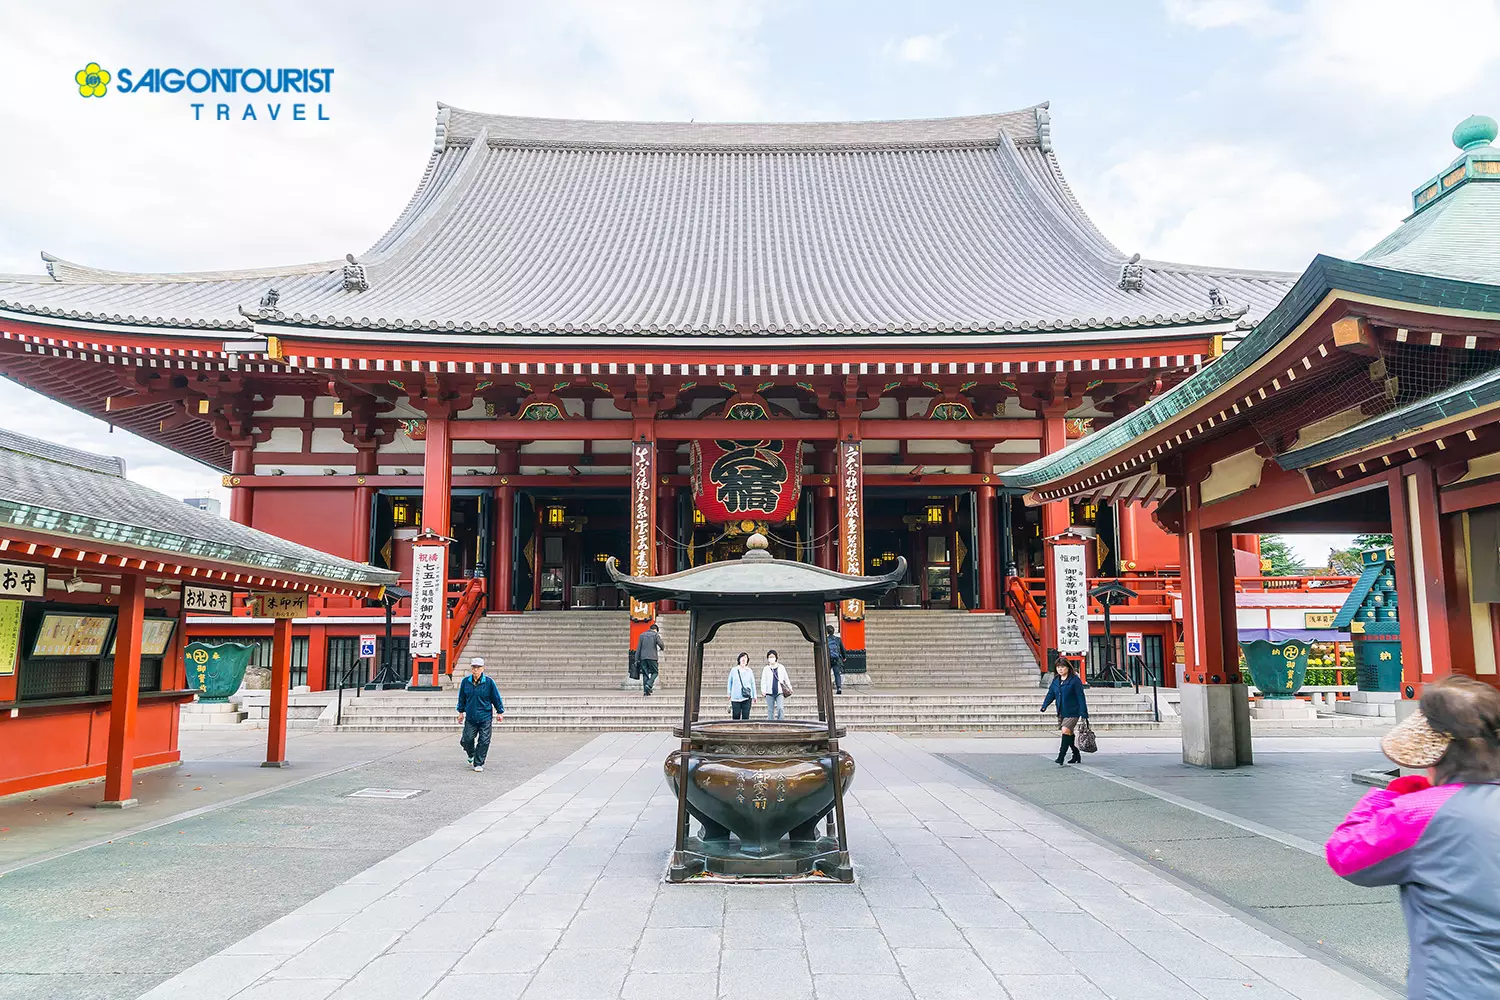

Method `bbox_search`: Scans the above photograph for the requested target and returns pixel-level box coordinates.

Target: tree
[1258,535,1306,576]
[1328,533,1394,575]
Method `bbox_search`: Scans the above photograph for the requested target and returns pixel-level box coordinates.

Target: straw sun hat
[1380,708,1453,769]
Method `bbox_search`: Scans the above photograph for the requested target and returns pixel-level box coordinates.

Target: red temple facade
[0,104,1293,682]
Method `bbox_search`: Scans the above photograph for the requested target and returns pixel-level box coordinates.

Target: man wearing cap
[456,656,504,772]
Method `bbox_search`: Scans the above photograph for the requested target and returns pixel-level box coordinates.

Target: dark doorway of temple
[514,489,628,611]
[865,489,979,609]
[368,488,490,582]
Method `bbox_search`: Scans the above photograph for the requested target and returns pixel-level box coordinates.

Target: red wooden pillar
[627,429,657,654]
[228,445,254,526]
[837,429,867,669]
[493,446,518,613]
[1389,463,1454,702]
[1039,407,1072,654]
[814,444,836,570]
[100,572,147,808]
[306,623,328,691]
[422,416,453,538]
[351,445,377,564]
[1117,503,1139,571]
[657,483,677,611]
[974,445,997,611]
[264,615,293,768]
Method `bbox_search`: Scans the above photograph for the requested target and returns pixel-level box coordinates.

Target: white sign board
[1125,632,1144,657]
[183,584,233,613]
[359,634,377,658]
[409,545,446,658]
[0,562,45,599]
[1052,544,1089,655]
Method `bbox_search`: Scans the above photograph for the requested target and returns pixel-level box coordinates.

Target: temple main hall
[0,103,1293,685]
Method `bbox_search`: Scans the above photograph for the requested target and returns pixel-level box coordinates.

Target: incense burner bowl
[664,720,854,879]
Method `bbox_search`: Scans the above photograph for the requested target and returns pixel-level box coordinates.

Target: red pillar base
[260,761,292,769]
[94,798,139,810]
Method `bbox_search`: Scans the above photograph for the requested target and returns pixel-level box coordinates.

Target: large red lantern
[691,436,802,524]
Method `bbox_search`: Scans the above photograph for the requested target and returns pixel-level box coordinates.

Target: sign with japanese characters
[0,600,21,676]
[839,440,865,622]
[253,592,308,619]
[1304,611,1337,629]
[1125,632,1144,658]
[182,584,233,613]
[409,545,446,658]
[1052,543,1089,655]
[628,440,656,622]
[690,437,801,524]
[0,562,45,599]
[359,635,377,658]
[32,614,112,657]
[111,618,177,657]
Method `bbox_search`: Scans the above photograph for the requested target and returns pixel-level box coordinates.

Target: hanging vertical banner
[839,440,865,621]
[409,544,447,658]
[0,599,20,676]
[1052,543,1089,654]
[629,439,656,621]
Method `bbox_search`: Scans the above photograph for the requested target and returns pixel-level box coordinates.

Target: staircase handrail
[1003,575,1045,667]
[447,576,487,669]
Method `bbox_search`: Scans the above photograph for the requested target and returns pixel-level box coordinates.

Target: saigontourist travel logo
[75,62,110,98]
[70,61,335,121]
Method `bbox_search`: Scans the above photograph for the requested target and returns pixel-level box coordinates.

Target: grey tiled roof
[1359,181,1500,285]
[0,105,1293,339]
[0,429,396,589]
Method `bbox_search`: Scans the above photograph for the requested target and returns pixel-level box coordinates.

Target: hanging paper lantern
[691,436,802,524]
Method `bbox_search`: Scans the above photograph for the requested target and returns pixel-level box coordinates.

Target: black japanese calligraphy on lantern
[709,439,789,515]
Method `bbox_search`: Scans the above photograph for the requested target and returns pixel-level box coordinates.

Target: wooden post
[264,615,293,767]
[422,416,452,538]
[99,572,146,808]
[495,485,515,612]
[975,445,997,611]
[228,445,254,525]
[628,432,658,654]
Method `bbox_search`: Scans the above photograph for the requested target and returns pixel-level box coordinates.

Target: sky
[2,0,1497,565]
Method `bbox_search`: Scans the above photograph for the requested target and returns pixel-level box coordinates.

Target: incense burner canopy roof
[606,535,905,604]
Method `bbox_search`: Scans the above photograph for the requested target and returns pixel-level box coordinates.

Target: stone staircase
[330,609,1161,734]
[457,610,1043,690]
[334,688,1161,734]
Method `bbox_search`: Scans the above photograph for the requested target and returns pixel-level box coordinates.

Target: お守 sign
[183,584,233,613]
[1052,543,1089,655]
[0,562,45,599]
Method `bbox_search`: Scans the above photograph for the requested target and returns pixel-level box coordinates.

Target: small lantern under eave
[594,552,610,563]
[545,505,566,527]
[924,504,944,525]
[693,507,706,526]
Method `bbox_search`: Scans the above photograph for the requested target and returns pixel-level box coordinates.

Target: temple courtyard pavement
[0,727,1405,1000]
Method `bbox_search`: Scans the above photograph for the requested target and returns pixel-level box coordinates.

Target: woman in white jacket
[761,651,792,721]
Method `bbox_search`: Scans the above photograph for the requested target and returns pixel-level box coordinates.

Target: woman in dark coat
[1041,659,1089,765]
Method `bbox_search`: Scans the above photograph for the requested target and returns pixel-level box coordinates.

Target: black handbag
[628,650,640,680]
[1076,719,1098,753]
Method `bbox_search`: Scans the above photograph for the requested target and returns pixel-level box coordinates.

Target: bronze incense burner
[608,533,903,882]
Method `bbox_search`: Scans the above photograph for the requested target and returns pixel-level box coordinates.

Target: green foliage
[1328,533,1395,575]
[1258,535,1306,576]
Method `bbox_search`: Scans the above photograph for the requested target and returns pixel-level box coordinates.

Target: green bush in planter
[184,641,255,702]
[1239,639,1311,698]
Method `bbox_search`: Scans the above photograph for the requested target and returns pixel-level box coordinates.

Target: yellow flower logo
[75,62,111,98]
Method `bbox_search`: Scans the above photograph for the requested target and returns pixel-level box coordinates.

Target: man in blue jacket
[456,656,504,772]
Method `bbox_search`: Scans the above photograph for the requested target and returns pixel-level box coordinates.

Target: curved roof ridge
[35,250,340,286]
[1141,257,1300,281]
[360,128,494,273]
[436,103,1045,151]
[986,131,1121,284]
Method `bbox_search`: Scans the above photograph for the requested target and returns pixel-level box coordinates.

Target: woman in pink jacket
[1325,676,1500,999]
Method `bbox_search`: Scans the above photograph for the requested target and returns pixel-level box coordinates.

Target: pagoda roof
[1001,116,1500,500]
[0,104,1291,341]
[0,429,397,592]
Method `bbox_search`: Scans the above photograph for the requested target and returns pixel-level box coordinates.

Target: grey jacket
[635,628,664,662]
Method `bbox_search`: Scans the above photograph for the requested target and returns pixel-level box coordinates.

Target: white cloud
[1078,141,1400,271]
[890,33,952,65]
[1166,0,1500,107]
[1163,0,1292,31]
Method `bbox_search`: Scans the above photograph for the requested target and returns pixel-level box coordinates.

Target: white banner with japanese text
[409,545,447,658]
[1052,543,1089,655]
[839,440,864,622]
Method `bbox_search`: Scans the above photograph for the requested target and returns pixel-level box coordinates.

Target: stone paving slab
[126,731,1396,1000]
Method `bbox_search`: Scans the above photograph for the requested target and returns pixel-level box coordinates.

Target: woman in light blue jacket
[727,652,757,720]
